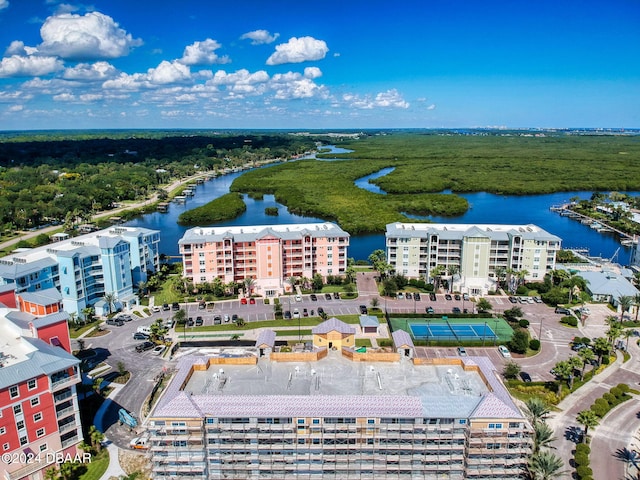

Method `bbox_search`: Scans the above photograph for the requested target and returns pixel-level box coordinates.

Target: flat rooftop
[154,350,523,420]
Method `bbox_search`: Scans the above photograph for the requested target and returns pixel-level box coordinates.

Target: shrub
[575,443,590,455]
[590,403,608,417]
[529,338,541,351]
[616,383,630,394]
[519,319,530,328]
[609,386,623,398]
[573,452,589,467]
[508,330,530,354]
[561,316,578,327]
[603,393,617,406]
[576,466,593,479]
[602,355,610,365]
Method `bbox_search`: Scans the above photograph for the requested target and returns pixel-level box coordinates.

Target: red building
[0,288,82,480]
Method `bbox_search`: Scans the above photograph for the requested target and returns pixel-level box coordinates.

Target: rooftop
[386,222,561,242]
[154,349,523,420]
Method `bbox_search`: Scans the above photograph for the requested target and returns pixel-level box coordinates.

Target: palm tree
[476,298,492,313]
[81,306,94,325]
[623,328,634,350]
[618,295,634,322]
[430,265,446,291]
[494,266,507,289]
[103,292,116,315]
[576,409,599,442]
[605,320,623,347]
[516,269,529,288]
[68,311,78,327]
[567,356,583,388]
[89,425,105,452]
[635,293,640,321]
[533,422,556,454]
[524,397,550,425]
[592,336,611,366]
[528,451,565,480]
[577,348,595,379]
[286,276,297,293]
[243,277,256,296]
[551,360,573,396]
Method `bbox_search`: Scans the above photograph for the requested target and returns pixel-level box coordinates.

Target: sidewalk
[95,383,126,480]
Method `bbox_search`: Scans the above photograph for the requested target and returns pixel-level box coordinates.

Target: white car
[151,345,165,356]
[293,309,300,318]
[151,306,161,313]
[295,295,302,302]
[498,345,511,358]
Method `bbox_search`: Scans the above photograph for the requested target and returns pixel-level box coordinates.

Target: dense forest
[0,131,315,234]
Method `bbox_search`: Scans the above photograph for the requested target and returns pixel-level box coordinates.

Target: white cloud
[0,55,63,78]
[270,71,327,100]
[147,60,192,85]
[38,11,142,59]
[427,104,436,110]
[102,72,145,91]
[343,89,410,109]
[9,105,24,112]
[0,0,8,11]
[79,93,103,102]
[303,67,322,79]
[240,29,279,45]
[211,69,269,86]
[179,39,229,66]
[53,92,75,101]
[5,41,38,56]
[62,61,118,81]
[0,90,33,102]
[266,36,328,65]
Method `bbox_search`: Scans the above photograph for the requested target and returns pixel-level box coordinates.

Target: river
[125,150,637,265]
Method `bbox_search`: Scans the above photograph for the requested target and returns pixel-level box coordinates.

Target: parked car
[162,303,170,311]
[325,293,332,300]
[452,307,461,314]
[426,306,435,314]
[317,307,325,316]
[151,345,166,356]
[498,345,511,358]
[284,311,292,319]
[414,293,421,301]
[293,309,300,319]
[198,301,206,310]
[397,292,404,300]
[232,314,238,323]
[152,306,161,313]
[106,317,124,326]
[359,305,368,314]
[135,341,155,353]
[213,315,222,325]
[555,307,572,315]
[295,295,302,302]
[457,346,467,356]
[444,294,452,301]
[462,293,470,301]
[333,292,340,299]
[533,296,543,303]
[310,294,318,301]
[187,318,194,327]
[133,332,149,340]
[195,316,203,326]
[240,298,247,305]
[405,292,412,300]
[172,302,180,311]
[520,372,532,382]
[429,293,437,301]
[224,314,230,323]
[508,296,518,304]
[249,298,256,304]
[454,294,461,301]
[303,308,308,317]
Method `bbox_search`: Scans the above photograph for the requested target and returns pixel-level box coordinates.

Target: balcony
[51,373,80,391]
[61,434,80,449]
[56,405,77,419]
[4,456,57,480]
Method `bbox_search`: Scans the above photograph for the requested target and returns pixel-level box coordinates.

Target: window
[34,413,43,422]
[0,427,5,435]
[488,423,503,429]
[31,397,40,407]
[2,443,8,451]
[13,404,22,415]
[16,420,25,430]
[36,428,45,438]
[9,386,18,399]
[19,436,28,446]
[39,444,47,453]
[27,379,37,390]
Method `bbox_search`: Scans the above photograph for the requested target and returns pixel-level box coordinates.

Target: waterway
[125,151,638,265]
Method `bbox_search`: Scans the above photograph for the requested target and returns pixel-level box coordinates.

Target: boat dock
[550,204,637,245]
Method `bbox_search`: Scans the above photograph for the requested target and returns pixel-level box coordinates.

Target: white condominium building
[386,223,561,295]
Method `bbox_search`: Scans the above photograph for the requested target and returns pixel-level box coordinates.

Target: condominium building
[386,223,561,295]
[0,226,160,316]
[147,320,532,479]
[0,288,82,480]
[179,223,350,296]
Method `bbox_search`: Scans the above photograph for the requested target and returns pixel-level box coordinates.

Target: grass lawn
[192,314,371,332]
[275,329,312,337]
[69,321,101,339]
[355,338,372,347]
[76,449,109,480]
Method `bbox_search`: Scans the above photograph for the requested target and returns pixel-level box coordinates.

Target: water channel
[125,149,637,265]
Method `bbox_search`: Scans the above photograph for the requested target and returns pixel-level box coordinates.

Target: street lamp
[494,319,499,346]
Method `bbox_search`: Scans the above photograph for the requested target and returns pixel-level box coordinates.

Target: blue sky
[0,0,638,130]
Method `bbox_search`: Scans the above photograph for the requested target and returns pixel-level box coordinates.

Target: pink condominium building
[178,223,350,296]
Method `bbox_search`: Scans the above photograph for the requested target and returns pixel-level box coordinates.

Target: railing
[51,373,80,390]
[55,405,76,419]
[58,421,78,434]
[61,434,79,448]
[4,457,56,480]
